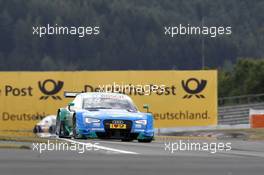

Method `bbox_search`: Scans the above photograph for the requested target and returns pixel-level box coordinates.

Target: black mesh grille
[103,119,132,130]
[101,119,133,139]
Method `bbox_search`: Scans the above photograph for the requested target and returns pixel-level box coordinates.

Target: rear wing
[64,91,83,98]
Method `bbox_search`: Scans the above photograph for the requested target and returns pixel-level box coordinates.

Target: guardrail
[218,102,264,125]
[219,93,264,106]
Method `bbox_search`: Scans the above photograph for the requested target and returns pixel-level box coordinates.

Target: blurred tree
[0,0,262,72]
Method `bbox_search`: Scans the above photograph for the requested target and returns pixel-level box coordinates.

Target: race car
[33,115,56,134]
[56,92,154,142]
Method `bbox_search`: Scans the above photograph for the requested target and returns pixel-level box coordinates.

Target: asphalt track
[0,138,264,175]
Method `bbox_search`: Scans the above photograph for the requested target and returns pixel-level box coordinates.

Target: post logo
[38,79,64,100]
[181,78,207,99]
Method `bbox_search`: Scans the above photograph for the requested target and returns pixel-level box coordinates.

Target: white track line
[59,138,139,155]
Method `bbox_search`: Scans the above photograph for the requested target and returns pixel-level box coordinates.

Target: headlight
[85,117,100,124]
[135,119,147,125]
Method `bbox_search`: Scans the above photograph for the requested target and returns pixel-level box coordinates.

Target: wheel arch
[58,108,70,121]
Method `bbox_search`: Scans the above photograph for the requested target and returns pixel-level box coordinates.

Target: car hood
[79,109,146,120]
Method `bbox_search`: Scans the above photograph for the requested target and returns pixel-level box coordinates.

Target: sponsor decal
[0,71,217,129]
[182,78,207,99]
[38,79,64,100]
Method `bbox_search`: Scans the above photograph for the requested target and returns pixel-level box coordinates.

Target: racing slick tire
[58,121,69,138]
[33,125,42,133]
[49,126,56,134]
[72,114,85,139]
[138,138,153,143]
[72,115,78,139]
[121,138,134,142]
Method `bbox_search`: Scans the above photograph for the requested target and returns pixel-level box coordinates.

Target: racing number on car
[110,123,127,129]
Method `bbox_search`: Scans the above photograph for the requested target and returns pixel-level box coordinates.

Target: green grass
[241,128,264,140]
[0,144,31,149]
[0,130,44,143]
[160,128,264,140]
[1,128,264,143]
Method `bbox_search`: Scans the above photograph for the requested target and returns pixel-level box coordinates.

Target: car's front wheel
[49,126,56,134]
[138,138,153,143]
[72,115,78,139]
[72,114,85,139]
[121,138,134,142]
[58,121,68,138]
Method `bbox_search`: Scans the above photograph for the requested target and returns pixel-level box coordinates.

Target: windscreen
[82,97,137,111]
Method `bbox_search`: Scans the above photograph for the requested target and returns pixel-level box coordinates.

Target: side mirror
[68,102,75,111]
[143,104,150,113]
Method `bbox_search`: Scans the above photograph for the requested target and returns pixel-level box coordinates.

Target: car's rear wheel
[33,126,37,133]
[55,110,61,135]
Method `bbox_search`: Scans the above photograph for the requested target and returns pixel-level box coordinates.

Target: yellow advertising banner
[0,71,217,130]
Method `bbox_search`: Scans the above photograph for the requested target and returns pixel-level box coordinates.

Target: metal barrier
[218,102,264,125]
[219,93,264,106]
